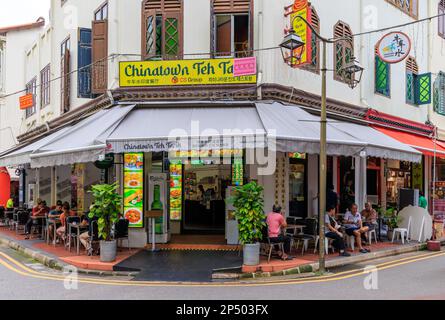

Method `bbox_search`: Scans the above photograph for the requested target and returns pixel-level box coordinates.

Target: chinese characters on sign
[288,0,312,67]
[376,31,412,64]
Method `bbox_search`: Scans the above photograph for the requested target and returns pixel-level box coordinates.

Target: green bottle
[151,185,163,234]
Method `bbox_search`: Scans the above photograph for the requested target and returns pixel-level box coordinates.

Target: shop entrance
[182,164,231,234]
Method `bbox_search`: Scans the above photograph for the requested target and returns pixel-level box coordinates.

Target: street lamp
[280,15,364,273]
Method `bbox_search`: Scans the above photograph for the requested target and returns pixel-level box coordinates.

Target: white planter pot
[243,243,260,266]
[100,240,117,262]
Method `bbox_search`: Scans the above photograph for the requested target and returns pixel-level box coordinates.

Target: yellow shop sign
[119,58,257,87]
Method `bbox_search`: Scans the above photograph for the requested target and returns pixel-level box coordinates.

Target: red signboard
[234,57,257,77]
[19,94,34,110]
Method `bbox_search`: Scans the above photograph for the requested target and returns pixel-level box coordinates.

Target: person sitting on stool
[266,205,293,261]
[325,205,350,257]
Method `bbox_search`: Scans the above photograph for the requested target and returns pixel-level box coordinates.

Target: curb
[0,236,139,277]
[216,242,430,280]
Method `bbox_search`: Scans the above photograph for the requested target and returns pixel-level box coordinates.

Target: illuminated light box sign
[119,58,257,87]
[123,153,144,228]
[169,161,183,221]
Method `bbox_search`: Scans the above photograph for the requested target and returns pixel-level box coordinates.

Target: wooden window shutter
[92,20,108,94]
[163,11,182,58]
[78,28,92,98]
[61,49,70,114]
[142,9,157,60]
[213,0,250,13]
[333,21,353,82]
[406,56,419,74]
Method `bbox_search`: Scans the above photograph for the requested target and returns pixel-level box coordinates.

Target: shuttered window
[302,6,320,73]
[434,72,445,115]
[406,56,418,104]
[405,57,431,105]
[60,37,71,114]
[92,2,108,95]
[25,77,37,118]
[333,21,353,83]
[78,28,92,98]
[385,0,418,19]
[375,47,390,97]
[142,0,183,60]
[40,64,51,107]
[211,0,252,57]
[439,0,445,39]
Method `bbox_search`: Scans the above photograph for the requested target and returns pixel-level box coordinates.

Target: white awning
[22,102,421,168]
[0,127,71,167]
[30,105,136,168]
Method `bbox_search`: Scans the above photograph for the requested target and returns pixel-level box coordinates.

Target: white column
[333,156,338,193]
[35,168,40,200]
[51,166,56,205]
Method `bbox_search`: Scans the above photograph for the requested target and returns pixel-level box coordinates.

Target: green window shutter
[163,12,180,57]
[415,72,432,105]
[375,56,390,96]
[335,43,343,76]
[434,72,445,115]
[406,71,415,104]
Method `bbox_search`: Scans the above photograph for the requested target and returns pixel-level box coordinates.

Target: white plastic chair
[392,216,412,244]
[368,228,378,245]
[314,236,334,254]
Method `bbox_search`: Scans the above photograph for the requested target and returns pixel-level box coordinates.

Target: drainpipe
[256,0,264,100]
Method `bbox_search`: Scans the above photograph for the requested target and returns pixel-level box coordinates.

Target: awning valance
[374,126,445,158]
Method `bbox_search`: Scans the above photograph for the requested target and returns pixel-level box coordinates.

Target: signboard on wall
[289,0,312,67]
[169,161,182,221]
[123,153,144,228]
[119,58,257,87]
[376,31,411,64]
[19,94,34,110]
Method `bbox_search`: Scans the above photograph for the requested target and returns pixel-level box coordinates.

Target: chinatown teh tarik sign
[119,58,257,87]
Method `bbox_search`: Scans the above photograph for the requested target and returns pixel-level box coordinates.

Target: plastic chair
[314,236,335,254]
[65,216,81,251]
[368,228,378,245]
[392,216,412,244]
[294,218,317,255]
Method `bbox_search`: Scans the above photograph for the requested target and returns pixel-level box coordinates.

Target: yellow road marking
[0,250,443,288]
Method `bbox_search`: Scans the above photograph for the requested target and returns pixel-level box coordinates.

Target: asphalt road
[0,245,444,300]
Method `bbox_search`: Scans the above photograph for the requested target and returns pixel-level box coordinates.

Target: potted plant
[230,181,266,266]
[88,183,122,262]
[382,207,403,240]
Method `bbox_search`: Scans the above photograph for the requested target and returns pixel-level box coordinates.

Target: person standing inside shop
[419,191,428,210]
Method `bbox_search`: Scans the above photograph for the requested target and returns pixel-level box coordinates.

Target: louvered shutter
[375,55,390,96]
[78,28,92,98]
[434,72,445,115]
[415,72,432,105]
[92,20,108,94]
[213,0,250,13]
[210,0,216,56]
[61,49,70,113]
[142,9,157,60]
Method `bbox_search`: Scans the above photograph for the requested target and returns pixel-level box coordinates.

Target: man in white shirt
[343,203,370,254]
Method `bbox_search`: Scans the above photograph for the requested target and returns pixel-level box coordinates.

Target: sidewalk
[0,227,139,274]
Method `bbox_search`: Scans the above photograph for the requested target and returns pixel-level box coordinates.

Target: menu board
[169,161,183,221]
[123,153,144,228]
[232,158,244,186]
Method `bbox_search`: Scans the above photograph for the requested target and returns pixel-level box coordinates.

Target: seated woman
[325,205,350,257]
[266,205,293,261]
[48,203,63,243]
[56,202,77,244]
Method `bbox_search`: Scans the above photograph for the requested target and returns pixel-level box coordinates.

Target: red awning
[375,127,445,158]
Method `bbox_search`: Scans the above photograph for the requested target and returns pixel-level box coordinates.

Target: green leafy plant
[88,183,122,241]
[383,207,403,230]
[229,181,266,245]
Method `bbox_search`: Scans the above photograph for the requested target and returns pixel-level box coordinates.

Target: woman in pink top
[266,205,293,261]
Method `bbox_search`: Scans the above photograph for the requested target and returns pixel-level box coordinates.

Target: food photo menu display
[124,153,144,228]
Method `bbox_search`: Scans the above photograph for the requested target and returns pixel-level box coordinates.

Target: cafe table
[68,222,89,255]
[287,224,306,235]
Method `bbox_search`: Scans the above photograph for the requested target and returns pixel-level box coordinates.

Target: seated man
[361,202,378,231]
[343,203,370,254]
[79,215,99,256]
[48,203,63,243]
[325,205,350,257]
[56,202,77,244]
[266,205,293,261]
[25,199,48,239]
